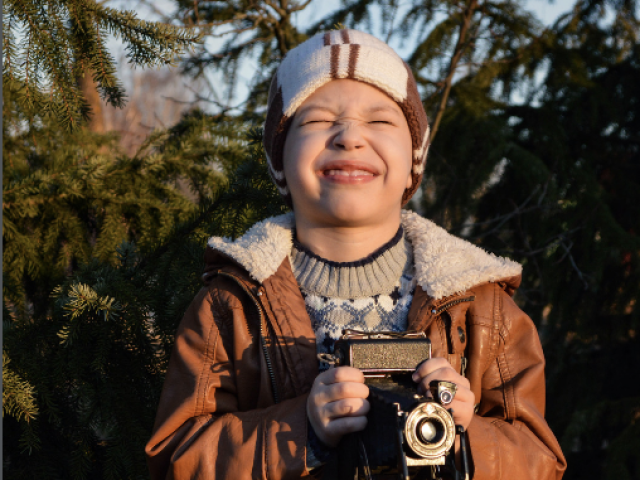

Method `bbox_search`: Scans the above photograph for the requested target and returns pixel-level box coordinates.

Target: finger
[325,415,368,438]
[324,398,370,420]
[417,377,470,396]
[318,381,370,403]
[321,366,365,385]
[448,398,475,429]
[448,397,475,415]
[416,367,471,391]
[434,384,474,404]
[418,380,474,407]
[453,385,474,403]
[412,357,454,381]
[416,367,459,394]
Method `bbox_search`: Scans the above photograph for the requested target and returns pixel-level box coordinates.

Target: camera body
[330,330,460,479]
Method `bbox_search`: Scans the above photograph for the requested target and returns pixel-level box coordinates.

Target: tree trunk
[430,0,478,144]
[78,68,105,133]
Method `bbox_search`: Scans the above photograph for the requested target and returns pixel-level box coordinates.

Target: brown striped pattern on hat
[263,29,429,207]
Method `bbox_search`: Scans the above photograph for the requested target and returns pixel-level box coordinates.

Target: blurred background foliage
[3,0,639,478]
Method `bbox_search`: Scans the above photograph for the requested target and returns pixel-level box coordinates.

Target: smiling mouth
[324,169,375,177]
[319,161,379,184]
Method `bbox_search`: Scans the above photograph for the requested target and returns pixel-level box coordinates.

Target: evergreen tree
[407,0,640,477]
[2,0,199,129]
[497,3,640,477]
[3,55,277,473]
[2,0,283,476]
[173,0,310,116]
[3,124,285,478]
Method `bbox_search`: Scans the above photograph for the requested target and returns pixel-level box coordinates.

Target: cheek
[401,131,414,190]
[283,131,321,174]
[282,134,296,174]
[282,135,305,183]
[383,132,413,191]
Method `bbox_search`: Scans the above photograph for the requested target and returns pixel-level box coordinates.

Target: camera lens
[417,418,444,444]
[419,420,437,442]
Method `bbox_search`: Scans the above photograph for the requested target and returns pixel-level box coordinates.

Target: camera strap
[455,426,471,480]
[357,434,373,480]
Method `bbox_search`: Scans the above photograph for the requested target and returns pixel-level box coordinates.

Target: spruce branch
[2,352,39,422]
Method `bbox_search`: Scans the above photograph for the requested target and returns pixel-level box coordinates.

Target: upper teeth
[325,169,373,176]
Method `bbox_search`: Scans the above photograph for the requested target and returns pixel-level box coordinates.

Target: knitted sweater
[289,227,416,368]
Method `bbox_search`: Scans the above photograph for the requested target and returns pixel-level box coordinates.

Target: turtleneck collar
[290,226,413,298]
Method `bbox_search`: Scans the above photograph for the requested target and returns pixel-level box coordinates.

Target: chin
[293,191,403,227]
[318,200,385,227]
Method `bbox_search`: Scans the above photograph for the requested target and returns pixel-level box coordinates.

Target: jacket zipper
[434,296,475,377]
[215,272,281,404]
[433,295,476,315]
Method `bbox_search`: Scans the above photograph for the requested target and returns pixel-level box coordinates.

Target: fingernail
[412,373,418,382]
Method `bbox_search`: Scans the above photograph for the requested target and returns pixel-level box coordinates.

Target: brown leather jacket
[146,211,567,480]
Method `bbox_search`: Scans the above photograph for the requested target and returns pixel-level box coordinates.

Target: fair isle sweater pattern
[289,227,416,368]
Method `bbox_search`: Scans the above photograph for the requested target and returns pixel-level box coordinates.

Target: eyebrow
[296,105,336,117]
[365,105,402,115]
[296,103,402,117]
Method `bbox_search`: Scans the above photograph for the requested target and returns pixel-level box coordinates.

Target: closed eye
[302,119,331,125]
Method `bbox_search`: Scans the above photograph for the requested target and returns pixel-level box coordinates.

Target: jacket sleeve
[465,284,567,480]
[145,286,311,480]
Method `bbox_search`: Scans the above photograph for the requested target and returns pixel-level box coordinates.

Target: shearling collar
[207,211,522,300]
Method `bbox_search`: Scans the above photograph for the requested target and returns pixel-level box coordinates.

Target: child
[146,29,566,480]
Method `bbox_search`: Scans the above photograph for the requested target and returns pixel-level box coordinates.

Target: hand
[412,357,475,430]
[307,366,370,448]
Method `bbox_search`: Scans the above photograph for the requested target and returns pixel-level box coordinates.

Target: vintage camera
[325,330,469,480]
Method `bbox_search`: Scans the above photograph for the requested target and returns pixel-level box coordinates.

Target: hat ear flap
[263,75,294,207]
[398,63,429,205]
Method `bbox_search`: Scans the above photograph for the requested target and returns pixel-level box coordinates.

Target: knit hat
[263,29,430,208]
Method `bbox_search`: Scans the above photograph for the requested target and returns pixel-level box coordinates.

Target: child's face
[283,79,413,228]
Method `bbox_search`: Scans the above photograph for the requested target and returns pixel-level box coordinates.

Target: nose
[332,122,365,150]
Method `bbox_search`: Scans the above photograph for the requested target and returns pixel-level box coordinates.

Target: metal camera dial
[440,390,453,404]
[429,380,457,406]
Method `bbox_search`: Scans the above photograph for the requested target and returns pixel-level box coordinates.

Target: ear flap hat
[263,29,430,207]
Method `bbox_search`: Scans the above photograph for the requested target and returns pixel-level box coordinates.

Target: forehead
[296,79,402,115]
